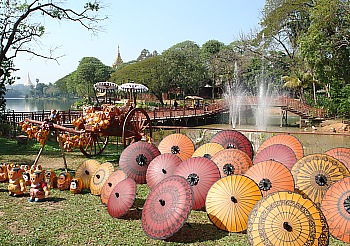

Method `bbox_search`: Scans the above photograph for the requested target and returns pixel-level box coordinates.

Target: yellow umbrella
[192,142,224,159]
[90,162,115,195]
[75,159,100,189]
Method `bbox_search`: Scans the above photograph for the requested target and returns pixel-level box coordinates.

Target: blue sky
[13,0,265,85]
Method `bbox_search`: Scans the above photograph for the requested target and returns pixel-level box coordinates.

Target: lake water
[5,98,78,112]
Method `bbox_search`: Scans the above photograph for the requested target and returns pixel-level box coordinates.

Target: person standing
[173,99,178,109]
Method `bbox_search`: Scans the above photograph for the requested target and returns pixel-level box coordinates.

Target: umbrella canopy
[94,81,118,92]
[101,169,128,205]
[324,147,350,170]
[75,160,100,189]
[158,133,195,161]
[247,191,329,246]
[173,157,221,210]
[257,134,304,160]
[146,153,182,190]
[210,130,254,160]
[321,176,350,244]
[291,153,350,206]
[244,160,295,196]
[206,175,262,232]
[192,142,224,159]
[253,144,297,170]
[119,142,161,184]
[211,149,252,177]
[142,175,194,240]
[118,82,148,93]
[107,178,137,218]
[90,162,115,196]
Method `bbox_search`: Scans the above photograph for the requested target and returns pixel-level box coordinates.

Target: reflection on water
[5,98,78,112]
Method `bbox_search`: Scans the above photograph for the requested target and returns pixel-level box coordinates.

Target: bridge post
[280,109,287,127]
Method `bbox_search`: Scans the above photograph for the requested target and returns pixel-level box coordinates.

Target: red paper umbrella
[325,147,350,170]
[173,157,221,210]
[192,142,224,159]
[257,134,303,160]
[90,162,115,196]
[321,177,350,244]
[142,175,193,240]
[211,149,252,177]
[253,144,297,170]
[158,133,195,161]
[119,141,161,184]
[101,169,128,205]
[244,160,295,196]
[107,178,137,218]
[210,130,254,160]
[146,153,182,190]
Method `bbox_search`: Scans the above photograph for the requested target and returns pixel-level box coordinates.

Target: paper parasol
[324,147,350,170]
[244,160,295,196]
[118,82,148,93]
[141,175,194,240]
[321,176,350,244]
[75,159,100,189]
[101,169,128,205]
[257,134,304,160]
[247,191,329,246]
[206,175,262,232]
[94,81,118,92]
[173,157,220,210]
[119,141,161,184]
[192,142,224,159]
[90,162,115,195]
[253,144,297,170]
[158,133,195,161]
[210,130,254,159]
[211,149,252,177]
[107,178,137,218]
[291,153,350,206]
[146,153,182,190]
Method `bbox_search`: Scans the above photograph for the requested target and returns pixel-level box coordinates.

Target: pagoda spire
[112,45,123,68]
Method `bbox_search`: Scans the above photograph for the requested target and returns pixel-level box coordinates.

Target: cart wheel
[79,133,109,157]
[122,108,152,148]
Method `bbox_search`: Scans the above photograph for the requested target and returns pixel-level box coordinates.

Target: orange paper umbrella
[325,147,350,170]
[158,133,195,161]
[211,149,252,177]
[75,159,100,189]
[248,191,329,246]
[101,169,128,205]
[257,134,304,160]
[244,160,295,196]
[119,141,161,184]
[321,177,350,244]
[206,175,262,232]
[90,162,115,195]
[292,154,350,206]
[253,144,297,170]
[142,175,194,240]
[107,178,137,218]
[173,157,220,210]
[146,153,182,190]
[192,142,224,159]
[210,130,254,159]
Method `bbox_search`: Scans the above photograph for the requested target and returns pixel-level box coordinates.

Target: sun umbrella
[118,82,149,93]
[173,157,221,210]
[206,175,262,232]
[119,141,161,184]
[75,159,100,189]
[247,191,329,246]
[142,175,194,240]
[253,144,297,170]
[107,178,137,218]
[211,149,252,177]
[158,133,195,161]
[244,160,295,196]
[94,81,118,92]
[192,142,224,159]
[101,169,128,205]
[146,153,182,190]
[324,147,350,170]
[257,134,304,160]
[210,130,254,160]
[90,162,115,195]
[321,176,350,244]
[291,153,350,206]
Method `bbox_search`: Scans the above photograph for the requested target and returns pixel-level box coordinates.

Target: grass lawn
[0,137,348,246]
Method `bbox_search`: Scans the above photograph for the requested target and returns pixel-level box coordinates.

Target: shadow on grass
[46,196,66,203]
[133,198,146,208]
[120,208,142,220]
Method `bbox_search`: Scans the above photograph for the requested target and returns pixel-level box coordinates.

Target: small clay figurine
[44,170,57,189]
[57,172,72,190]
[21,165,31,186]
[8,166,26,197]
[0,163,8,182]
[70,178,83,194]
[29,170,50,202]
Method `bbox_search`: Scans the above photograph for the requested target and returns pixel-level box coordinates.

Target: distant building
[112,46,123,68]
[23,73,33,87]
